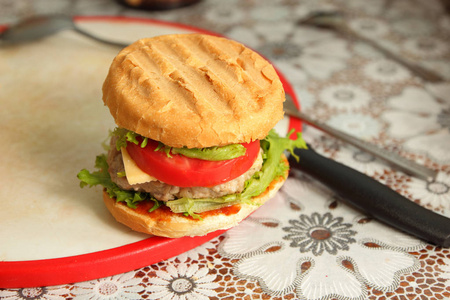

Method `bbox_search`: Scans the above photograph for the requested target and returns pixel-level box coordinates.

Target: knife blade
[288,146,450,247]
[284,94,438,182]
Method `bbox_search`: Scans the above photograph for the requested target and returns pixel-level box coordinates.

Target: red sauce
[133,201,173,222]
[122,201,241,221]
[199,204,241,218]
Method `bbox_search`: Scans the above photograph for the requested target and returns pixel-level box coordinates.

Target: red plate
[0,16,301,288]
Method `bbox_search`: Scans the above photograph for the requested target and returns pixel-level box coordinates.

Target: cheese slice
[121,147,157,185]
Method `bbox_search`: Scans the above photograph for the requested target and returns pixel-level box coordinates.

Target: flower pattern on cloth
[402,36,449,59]
[407,172,450,215]
[326,113,383,140]
[226,24,351,85]
[219,174,425,300]
[0,286,70,300]
[146,263,219,300]
[382,84,450,164]
[318,84,372,110]
[332,145,389,177]
[441,257,450,286]
[167,241,216,264]
[283,212,357,256]
[348,17,390,39]
[1,0,450,299]
[362,60,411,84]
[72,271,144,299]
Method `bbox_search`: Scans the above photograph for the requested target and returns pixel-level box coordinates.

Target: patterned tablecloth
[1,0,450,299]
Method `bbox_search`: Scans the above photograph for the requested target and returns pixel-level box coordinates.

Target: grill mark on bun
[198,37,269,105]
[185,38,252,120]
[170,38,241,118]
[133,45,201,117]
[150,39,225,120]
[191,36,271,118]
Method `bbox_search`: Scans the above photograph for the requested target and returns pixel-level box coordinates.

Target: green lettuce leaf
[171,144,246,161]
[111,127,148,151]
[111,127,245,161]
[166,194,244,219]
[77,130,307,218]
[165,129,307,218]
[77,154,160,210]
[241,129,306,199]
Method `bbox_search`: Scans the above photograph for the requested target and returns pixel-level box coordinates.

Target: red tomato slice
[126,139,261,188]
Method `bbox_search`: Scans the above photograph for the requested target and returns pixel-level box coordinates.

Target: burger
[77,33,306,238]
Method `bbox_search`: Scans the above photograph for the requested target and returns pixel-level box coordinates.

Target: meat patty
[107,137,264,201]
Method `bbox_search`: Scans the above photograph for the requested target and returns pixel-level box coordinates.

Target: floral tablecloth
[1,0,450,299]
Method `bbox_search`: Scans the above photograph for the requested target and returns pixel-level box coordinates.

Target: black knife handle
[289,147,450,247]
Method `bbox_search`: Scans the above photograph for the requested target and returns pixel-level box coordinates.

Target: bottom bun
[103,156,289,238]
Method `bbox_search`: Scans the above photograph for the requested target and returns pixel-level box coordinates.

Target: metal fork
[0,14,129,48]
[298,11,444,83]
[284,93,438,182]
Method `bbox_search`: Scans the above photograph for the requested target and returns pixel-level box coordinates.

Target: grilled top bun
[102,33,285,148]
[96,33,293,238]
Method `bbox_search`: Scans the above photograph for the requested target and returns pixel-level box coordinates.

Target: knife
[288,146,450,247]
[284,94,438,182]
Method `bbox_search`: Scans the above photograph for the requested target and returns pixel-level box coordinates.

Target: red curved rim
[0,15,302,288]
[0,231,225,288]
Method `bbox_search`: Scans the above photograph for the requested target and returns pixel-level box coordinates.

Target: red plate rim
[0,15,302,288]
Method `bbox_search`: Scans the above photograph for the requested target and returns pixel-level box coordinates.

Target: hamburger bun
[102,33,285,149]
[78,33,304,238]
[103,156,288,238]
